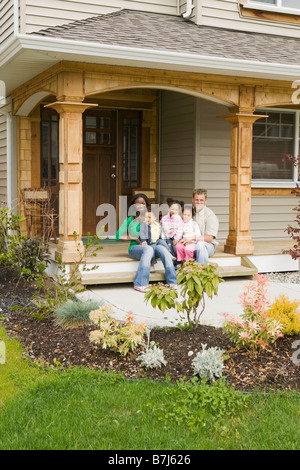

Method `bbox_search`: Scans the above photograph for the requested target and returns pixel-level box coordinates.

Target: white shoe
[134,285,149,293]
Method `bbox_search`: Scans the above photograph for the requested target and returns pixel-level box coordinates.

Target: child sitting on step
[175,205,201,263]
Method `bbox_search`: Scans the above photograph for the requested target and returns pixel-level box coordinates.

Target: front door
[83,110,117,235]
[83,109,142,236]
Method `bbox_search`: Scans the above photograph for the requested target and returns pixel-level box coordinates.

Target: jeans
[194,241,216,264]
[130,244,177,287]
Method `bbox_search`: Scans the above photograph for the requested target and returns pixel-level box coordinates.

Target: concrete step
[81,256,257,285]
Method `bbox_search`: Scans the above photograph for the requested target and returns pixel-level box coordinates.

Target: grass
[0,322,299,450]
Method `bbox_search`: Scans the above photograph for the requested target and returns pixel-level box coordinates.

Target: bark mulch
[1,265,299,392]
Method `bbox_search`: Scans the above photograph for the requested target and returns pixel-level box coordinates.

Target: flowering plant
[222,274,284,352]
[89,306,147,356]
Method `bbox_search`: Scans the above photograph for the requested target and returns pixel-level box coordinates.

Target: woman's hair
[130,193,151,210]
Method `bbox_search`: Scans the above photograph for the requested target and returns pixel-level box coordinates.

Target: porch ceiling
[2,11,300,96]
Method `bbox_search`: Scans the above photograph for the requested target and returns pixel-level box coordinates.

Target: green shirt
[115,216,141,252]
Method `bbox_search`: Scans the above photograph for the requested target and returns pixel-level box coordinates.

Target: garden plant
[144,260,224,329]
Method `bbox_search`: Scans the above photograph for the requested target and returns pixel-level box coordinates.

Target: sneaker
[134,285,149,293]
[169,284,179,290]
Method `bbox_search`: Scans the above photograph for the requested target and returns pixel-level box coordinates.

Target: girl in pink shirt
[175,205,201,263]
[160,198,184,258]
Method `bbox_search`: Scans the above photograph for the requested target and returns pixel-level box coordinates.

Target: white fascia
[2,33,300,82]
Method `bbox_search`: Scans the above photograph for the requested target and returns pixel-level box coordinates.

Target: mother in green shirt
[116,193,177,293]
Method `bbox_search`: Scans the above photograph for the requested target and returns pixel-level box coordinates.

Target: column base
[55,240,85,264]
[224,235,254,255]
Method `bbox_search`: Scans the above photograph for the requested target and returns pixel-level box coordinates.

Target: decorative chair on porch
[21,188,58,243]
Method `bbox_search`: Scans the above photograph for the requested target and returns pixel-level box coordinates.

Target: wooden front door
[83,110,117,235]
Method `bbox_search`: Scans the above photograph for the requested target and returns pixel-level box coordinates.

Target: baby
[175,205,201,263]
[140,210,170,252]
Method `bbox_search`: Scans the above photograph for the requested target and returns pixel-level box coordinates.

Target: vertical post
[45,101,97,262]
[221,110,266,255]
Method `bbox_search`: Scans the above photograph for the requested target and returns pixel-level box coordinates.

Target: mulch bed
[1,265,299,392]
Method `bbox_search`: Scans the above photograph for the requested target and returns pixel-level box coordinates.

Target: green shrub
[54,299,102,328]
[10,237,51,281]
[145,260,223,328]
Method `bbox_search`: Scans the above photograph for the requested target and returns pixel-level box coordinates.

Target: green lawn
[0,323,299,450]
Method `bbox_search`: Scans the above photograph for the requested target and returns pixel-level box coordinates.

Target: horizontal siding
[23,0,178,33]
[160,91,195,204]
[196,99,230,242]
[196,0,300,38]
[0,0,15,49]
[251,195,296,241]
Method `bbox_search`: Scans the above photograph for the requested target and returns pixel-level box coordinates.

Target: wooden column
[45,101,97,263]
[221,110,265,255]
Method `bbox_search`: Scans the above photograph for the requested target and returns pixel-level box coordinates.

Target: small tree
[144,260,224,329]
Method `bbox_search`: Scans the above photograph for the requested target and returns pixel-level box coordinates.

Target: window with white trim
[252,109,300,186]
[249,0,300,11]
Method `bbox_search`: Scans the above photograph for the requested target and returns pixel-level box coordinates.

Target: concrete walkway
[77,278,300,328]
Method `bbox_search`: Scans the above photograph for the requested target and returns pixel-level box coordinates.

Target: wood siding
[159,90,195,204]
[21,0,178,33]
[196,98,230,243]
[251,195,296,240]
[194,0,300,38]
[0,0,15,49]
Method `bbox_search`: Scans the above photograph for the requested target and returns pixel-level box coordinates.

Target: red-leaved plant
[222,274,283,353]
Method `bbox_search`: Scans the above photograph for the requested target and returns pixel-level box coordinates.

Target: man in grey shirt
[192,188,219,264]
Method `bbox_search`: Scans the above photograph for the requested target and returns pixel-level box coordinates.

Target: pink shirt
[161,213,184,241]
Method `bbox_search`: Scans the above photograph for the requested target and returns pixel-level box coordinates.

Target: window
[252,110,300,185]
[249,0,300,11]
[121,112,141,190]
[41,108,59,188]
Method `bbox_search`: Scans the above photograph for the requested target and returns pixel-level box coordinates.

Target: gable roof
[31,9,300,66]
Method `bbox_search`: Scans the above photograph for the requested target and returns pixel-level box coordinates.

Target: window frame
[251,108,300,188]
[245,0,300,15]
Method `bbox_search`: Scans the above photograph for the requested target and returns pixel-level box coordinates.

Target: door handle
[111,173,117,179]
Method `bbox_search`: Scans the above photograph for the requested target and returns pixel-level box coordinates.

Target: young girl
[140,210,170,252]
[160,198,184,258]
[175,205,201,263]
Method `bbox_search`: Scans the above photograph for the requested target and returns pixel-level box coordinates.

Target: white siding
[194,0,300,38]
[22,0,178,33]
[196,99,230,242]
[0,0,15,49]
[251,195,296,240]
[159,90,195,204]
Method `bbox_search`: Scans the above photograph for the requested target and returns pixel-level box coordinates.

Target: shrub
[145,260,223,328]
[54,299,102,328]
[9,236,50,281]
[222,274,284,352]
[192,344,227,381]
[266,295,300,336]
[89,307,148,356]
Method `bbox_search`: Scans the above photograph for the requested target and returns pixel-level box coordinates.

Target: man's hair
[192,188,207,198]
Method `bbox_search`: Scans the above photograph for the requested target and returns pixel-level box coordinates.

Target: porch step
[80,256,257,285]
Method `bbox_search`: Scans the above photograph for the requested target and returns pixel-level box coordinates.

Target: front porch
[47,239,298,286]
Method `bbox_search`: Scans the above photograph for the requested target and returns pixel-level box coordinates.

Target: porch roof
[31,9,300,67]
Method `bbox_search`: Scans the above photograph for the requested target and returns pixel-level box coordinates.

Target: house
[1,0,300,282]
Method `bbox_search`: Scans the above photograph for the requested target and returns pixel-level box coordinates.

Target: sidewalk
[77,278,300,328]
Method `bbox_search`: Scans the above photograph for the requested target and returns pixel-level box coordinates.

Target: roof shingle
[31,9,300,66]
